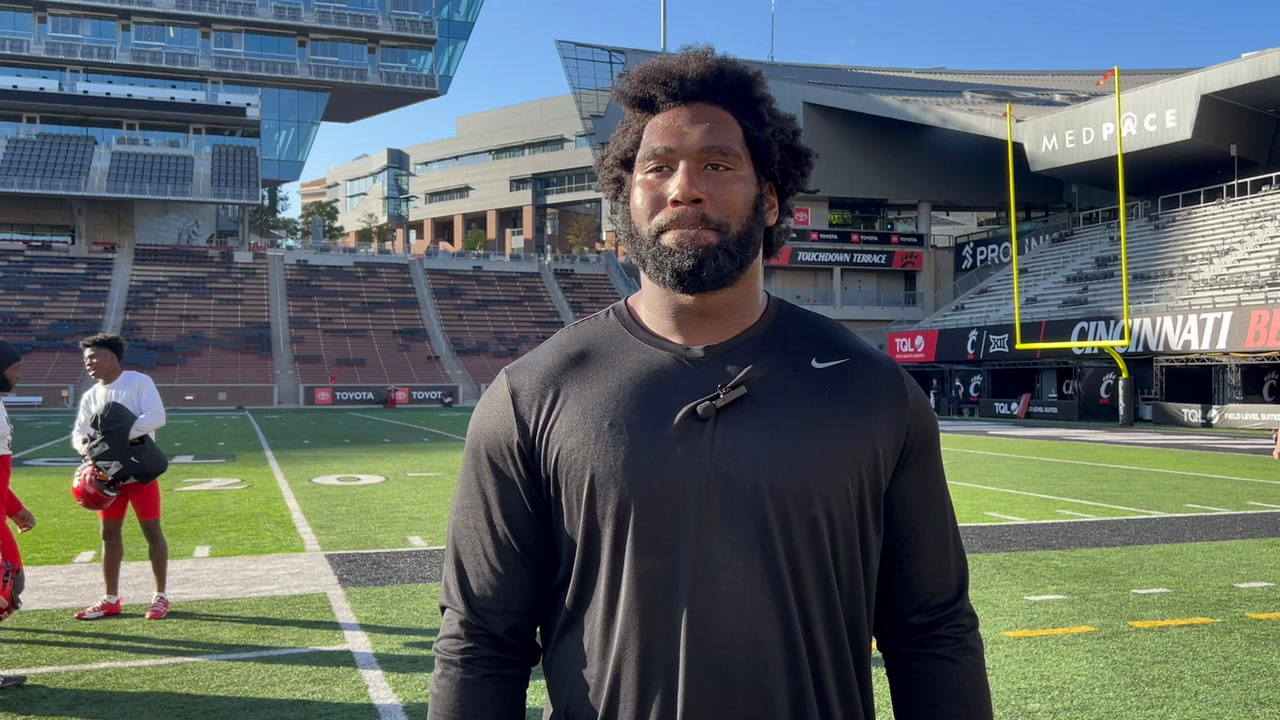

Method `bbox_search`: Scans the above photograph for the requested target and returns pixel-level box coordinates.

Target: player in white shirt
[2,340,36,690]
[72,334,171,621]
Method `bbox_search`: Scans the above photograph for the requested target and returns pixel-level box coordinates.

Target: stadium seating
[211,145,260,202]
[0,245,112,384]
[926,190,1280,328]
[427,269,564,385]
[287,262,450,385]
[121,248,274,384]
[0,133,96,193]
[554,271,620,318]
[107,152,194,198]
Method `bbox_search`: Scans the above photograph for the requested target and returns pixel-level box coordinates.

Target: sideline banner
[979,398,1079,421]
[305,385,458,407]
[1149,402,1280,430]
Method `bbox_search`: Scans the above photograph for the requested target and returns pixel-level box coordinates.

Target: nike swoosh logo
[811,358,850,369]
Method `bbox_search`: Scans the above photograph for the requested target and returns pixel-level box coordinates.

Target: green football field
[1,408,1277,719]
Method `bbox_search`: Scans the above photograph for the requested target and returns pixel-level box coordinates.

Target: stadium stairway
[409,259,478,403]
[268,252,301,406]
[539,261,576,324]
[101,235,135,336]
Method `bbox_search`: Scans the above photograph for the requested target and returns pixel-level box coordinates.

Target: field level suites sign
[888,303,1280,362]
[308,385,458,406]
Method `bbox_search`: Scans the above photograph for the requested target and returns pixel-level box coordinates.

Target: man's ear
[763,183,780,227]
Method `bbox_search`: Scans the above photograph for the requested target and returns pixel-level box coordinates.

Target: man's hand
[11,509,35,533]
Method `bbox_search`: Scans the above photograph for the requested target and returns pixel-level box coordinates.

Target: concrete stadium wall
[3,384,76,410]
[156,384,277,409]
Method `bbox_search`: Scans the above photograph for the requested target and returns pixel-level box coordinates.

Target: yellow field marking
[1246,612,1280,620]
[1003,626,1097,638]
[1129,617,1219,629]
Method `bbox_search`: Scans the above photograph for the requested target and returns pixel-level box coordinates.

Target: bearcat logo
[1099,372,1117,405]
[1265,371,1279,403]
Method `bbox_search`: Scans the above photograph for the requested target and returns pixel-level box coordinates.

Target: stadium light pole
[660,0,667,52]
[769,0,776,63]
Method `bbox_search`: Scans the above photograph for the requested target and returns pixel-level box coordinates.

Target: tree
[301,200,345,244]
[249,186,292,239]
[564,211,601,255]
[355,211,382,246]
[462,223,488,252]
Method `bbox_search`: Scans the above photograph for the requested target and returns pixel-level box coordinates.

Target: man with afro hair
[430,46,992,720]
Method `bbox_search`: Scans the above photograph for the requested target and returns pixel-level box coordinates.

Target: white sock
[103,595,119,604]
[154,592,168,600]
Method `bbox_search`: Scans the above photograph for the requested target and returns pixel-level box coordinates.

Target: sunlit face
[83,347,120,381]
[620,102,779,295]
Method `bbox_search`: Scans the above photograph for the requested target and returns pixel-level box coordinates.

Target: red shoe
[76,597,123,620]
[145,595,170,620]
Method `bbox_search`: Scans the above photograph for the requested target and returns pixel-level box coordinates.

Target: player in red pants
[1,340,35,690]
[72,334,170,622]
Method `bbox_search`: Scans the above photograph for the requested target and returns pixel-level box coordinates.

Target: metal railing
[777,289,923,309]
[1156,169,1280,214]
[44,0,437,38]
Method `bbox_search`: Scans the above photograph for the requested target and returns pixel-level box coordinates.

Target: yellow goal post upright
[1004,66,1135,425]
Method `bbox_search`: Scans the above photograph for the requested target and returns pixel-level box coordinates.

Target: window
[132,23,198,50]
[529,139,564,155]
[426,187,469,204]
[48,14,117,44]
[493,146,524,160]
[310,39,368,67]
[0,9,33,37]
[509,178,531,192]
[536,168,598,196]
[380,45,431,72]
[575,134,591,149]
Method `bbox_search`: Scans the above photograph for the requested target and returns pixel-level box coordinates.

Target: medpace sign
[888,303,1280,362]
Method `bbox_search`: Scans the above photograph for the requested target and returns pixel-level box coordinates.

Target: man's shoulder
[504,302,623,380]
[121,371,157,388]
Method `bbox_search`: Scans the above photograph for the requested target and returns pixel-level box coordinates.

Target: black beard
[618,198,768,295]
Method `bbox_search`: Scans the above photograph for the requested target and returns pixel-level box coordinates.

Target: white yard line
[1247,501,1280,509]
[1024,595,1066,601]
[194,546,211,558]
[1186,504,1232,513]
[1132,588,1172,595]
[945,447,1280,487]
[73,551,95,564]
[407,536,428,547]
[959,507,1280,527]
[349,412,466,441]
[986,512,1029,522]
[244,410,407,720]
[244,411,320,553]
[6,645,349,676]
[1056,510,1097,518]
[950,480,1165,515]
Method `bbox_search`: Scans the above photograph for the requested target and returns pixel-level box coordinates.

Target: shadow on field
[0,687,389,720]
[4,626,438,675]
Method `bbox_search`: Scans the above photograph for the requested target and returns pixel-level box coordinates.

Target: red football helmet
[73,462,119,511]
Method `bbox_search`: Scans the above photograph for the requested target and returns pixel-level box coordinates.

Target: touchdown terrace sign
[306,384,459,406]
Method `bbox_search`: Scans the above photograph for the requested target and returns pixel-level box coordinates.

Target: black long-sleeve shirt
[429,295,992,720]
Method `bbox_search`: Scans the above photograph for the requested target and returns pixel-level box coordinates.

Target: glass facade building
[0,0,483,185]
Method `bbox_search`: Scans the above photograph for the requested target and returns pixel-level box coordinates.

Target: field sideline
[1,408,1277,719]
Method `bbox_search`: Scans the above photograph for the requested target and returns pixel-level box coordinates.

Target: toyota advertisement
[802,228,926,248]
[306,384,459,406]
[887,302,1280,363]
[770,246,925,270]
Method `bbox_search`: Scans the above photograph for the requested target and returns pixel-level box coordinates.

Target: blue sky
[287,0,1280,213]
